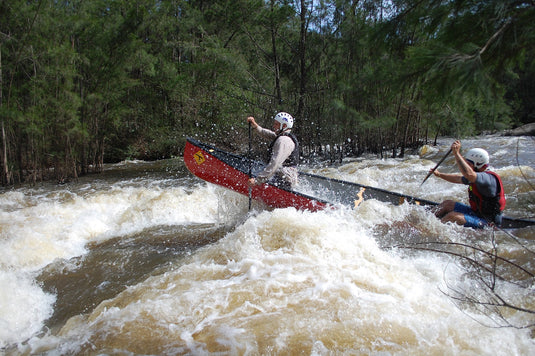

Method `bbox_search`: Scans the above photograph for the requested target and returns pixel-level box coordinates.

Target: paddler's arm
[451,140,477,183]
[247,116,259,129]
[247,116,277,140]
[432,169,463,184]
[431,140,475,184]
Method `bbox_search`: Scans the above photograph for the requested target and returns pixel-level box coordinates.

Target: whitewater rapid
[0,135,533,355]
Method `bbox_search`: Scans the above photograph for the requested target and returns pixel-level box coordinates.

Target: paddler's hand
[247,178,257,187]
[247,116,259,129]
[431,169,440,178]
[451,140,461,156]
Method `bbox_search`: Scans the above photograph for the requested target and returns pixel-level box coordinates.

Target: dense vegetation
[1,0,533,184]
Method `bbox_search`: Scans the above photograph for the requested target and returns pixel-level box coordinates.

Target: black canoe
[184,138,534,229]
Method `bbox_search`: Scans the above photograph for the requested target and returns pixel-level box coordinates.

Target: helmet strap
[276,125,289,135]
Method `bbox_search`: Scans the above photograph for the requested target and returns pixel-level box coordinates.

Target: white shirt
[255,126,298,187]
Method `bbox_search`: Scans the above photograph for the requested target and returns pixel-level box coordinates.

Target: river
[1,135,534,355]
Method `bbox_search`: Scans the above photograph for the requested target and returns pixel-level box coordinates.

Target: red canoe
[184,138,534,229]
[183,137,328,211]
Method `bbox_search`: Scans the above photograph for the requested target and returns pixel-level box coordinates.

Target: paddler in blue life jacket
[431,140,506,228]
[247,112,299,190]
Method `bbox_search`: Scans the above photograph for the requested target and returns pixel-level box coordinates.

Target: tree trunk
[0,44,11,185]
[296,0,307,119]
[270,0,282,105]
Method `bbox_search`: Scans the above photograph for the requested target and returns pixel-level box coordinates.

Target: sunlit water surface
[1,135,534,355]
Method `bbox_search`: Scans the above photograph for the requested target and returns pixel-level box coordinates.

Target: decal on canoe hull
[193,151,205,165]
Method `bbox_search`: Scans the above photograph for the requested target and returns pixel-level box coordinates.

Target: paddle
[420,148,452,186]
[248,121,252,210]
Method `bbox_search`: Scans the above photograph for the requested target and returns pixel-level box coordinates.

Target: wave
[24,208,535,355]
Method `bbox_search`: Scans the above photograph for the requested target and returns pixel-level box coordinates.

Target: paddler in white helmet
[431,140,506,228]
[247,112,299,190]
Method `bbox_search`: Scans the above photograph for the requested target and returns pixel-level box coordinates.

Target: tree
[0,0,533,184]
[391,0,535,135]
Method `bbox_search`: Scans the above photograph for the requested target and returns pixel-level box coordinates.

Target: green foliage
[0,0,533,183]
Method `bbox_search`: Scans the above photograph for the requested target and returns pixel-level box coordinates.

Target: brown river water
[0,135,534,355]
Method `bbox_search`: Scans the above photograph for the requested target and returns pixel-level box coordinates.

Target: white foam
[0,180,227,348]
[0,183,225,271]
[0,271,55,348]
[25,208,535,354]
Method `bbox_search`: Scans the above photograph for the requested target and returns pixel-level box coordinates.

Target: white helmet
[274,112,294,129]
[465,148,489,169]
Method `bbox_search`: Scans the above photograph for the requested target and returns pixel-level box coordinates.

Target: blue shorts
[453,202,493,229]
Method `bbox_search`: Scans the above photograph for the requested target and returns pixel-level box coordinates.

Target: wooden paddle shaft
[421,148,452,186]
